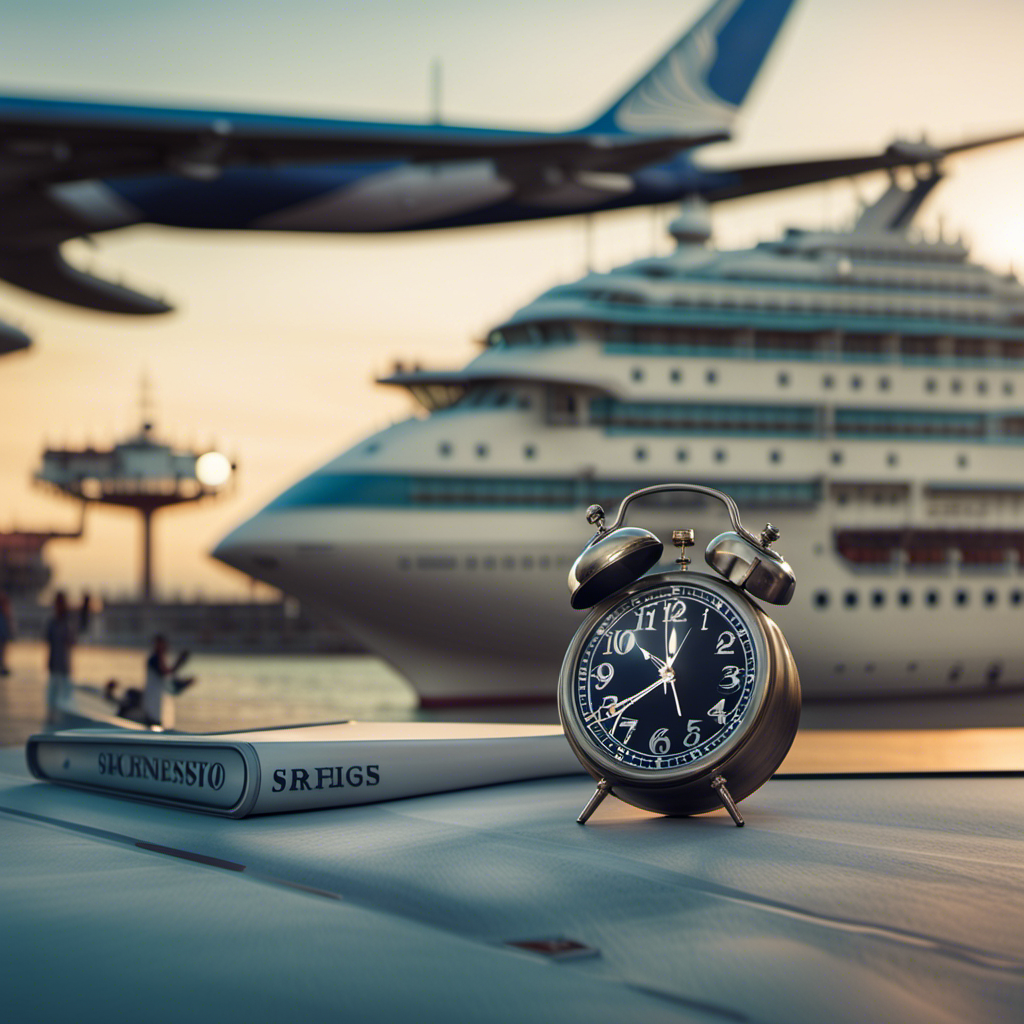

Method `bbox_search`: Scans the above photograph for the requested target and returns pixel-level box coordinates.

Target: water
[0,641,560,746]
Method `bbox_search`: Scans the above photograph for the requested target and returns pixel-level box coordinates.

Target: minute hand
[665,627,692,671]
[596,678,666,722]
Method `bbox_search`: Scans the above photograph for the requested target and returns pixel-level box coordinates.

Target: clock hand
[592,677,665,723]
[633,642,667,670]
[665,626,692,671]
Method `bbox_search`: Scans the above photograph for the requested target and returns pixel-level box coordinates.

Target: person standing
[143,634,194,729]
[44,592,75,724]
[0,593,12,676]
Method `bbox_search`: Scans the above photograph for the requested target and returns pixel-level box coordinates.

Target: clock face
[567,576,765,778]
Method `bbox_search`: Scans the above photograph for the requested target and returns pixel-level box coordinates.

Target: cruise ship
[215,170,1024,704]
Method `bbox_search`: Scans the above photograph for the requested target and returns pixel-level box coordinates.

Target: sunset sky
[2,0,1024,600]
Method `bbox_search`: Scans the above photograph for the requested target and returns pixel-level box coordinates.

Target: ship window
[769,450,782,463]
[1004,381,1015,396]
[822,374,835,389]
[399,557,411,570]
[502,556,516,569]
[814,590,829,609]
[850,376,862,390]
[465,556,478,569]
[483,557,496,569]
[714,449,727,463]
[670,368,682,383]
[887,452,898,466]
[676,448,688,461]
[985,589,997,606]
[476,444,489,458]
[631,367,644,382]
[635,447,647,461]
[494,391,511,407]
[706,370,717,384]
[925,378,937,392]
[871,590,885,607]
[777,372,790,387]
[518,395,532,409]
[977,380,988,394]
[844,591,858,608]
[522,556,534,569]
[439,442,452,457]
[926,590,939,607]
[958,454,969,468]
[1012,590,1024,605]
[365,442,380,454]
[878,376,891,391]
[524,445,536,459]
[831,451,843,465]
[956,589,969,607]
[899,590,912,607]
[950,379,962,393]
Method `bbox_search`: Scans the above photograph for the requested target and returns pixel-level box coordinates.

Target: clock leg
[577,780,612,824]
[710,775,744,827]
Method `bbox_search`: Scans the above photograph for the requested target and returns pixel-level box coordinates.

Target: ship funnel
[668,198,712,247]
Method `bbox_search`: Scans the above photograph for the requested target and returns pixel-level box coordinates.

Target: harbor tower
[36,420,234,601]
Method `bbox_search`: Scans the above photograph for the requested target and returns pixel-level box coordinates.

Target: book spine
[26,736,260,817]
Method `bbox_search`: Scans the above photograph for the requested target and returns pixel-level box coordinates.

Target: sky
[2,0,1024,600]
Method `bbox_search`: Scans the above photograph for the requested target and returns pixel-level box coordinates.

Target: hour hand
[634,643,667,670]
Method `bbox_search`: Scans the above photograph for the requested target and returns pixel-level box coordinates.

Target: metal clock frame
[558,570,800,824]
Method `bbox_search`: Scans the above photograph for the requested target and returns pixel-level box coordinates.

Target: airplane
[0,0,1021,345]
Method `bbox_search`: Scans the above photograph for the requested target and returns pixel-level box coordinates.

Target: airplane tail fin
[584,0,797,137]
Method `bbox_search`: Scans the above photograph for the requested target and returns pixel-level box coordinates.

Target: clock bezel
[558,571,772,787]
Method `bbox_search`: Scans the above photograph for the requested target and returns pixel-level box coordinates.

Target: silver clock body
[558,571,801,817]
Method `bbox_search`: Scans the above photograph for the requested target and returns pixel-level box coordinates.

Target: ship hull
[216,505,1024,704]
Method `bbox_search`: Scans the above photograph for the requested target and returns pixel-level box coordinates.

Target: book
[26,721,585,818]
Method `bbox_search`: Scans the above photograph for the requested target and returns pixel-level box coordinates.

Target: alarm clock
[558,483,800,826]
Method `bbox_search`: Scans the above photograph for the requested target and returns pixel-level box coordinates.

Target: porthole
[1012,590,1023,606]
[899,590,912,607]
[926,590,939,607]
[984,589,997,606]
[955,589,969,607]
[814,590,829,609]
[850,375,862,390]
[635,447,647,461]
[925,378,937,392]
[714,448,727,463]
[476,444,489,458]
[822,374,835,389]
[670,368,682,383]
[951,379,962,393]
[769,450,782,464]
[539,556,551,569]
[522,556,534,569]
[957,454,969,469]
[907,662,918,672]
[676,448,688,461]
[871,590,885,607]
[844,591,858,608]
[524,445,536,459]
[631,367,644,382]
[465,556,478,570]
[706,369,718,384]
[778,371,790,387]
[1003,381,1014,396]
[887,452,898,467]
[482,557,496,570]
[831,451,843,465]
[439,442,452,456]
[879,376,891,391]
[977,380,988,394]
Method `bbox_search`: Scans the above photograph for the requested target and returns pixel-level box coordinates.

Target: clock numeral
[648,727,671,755]
[700,608,710,631]
[633,606,658,631]
[616,716,639,744]
[715,631,736,655]
[592,661,614,690]
[662,600,687,623]
[603,630,636,656]
[683,719,702,748]
[708,698,728,724]
[719,665,741,693]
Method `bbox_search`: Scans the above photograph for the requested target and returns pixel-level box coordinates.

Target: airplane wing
[0,95,726,185]
[699,128,1024,201]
